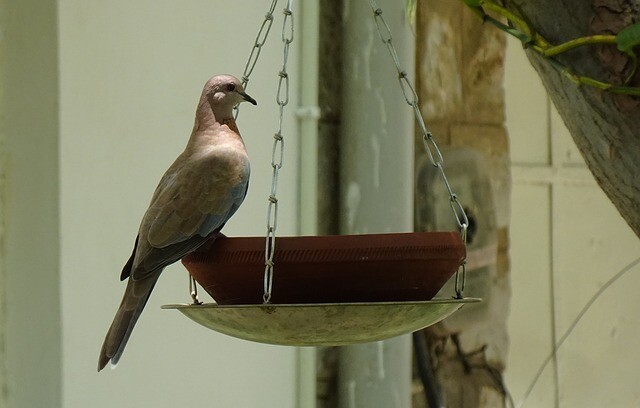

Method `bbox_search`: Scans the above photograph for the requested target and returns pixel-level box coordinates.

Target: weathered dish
[162,298,480,346]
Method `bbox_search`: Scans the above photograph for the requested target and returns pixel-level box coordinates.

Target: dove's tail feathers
[98,274,159,372]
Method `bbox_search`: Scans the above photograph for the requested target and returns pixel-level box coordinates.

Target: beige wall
[59,1,301,407]
[505,36,640,407]
[1,1,62,407]
[2,1,302,407]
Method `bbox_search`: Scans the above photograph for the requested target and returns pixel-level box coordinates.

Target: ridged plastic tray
[182,231,465,305]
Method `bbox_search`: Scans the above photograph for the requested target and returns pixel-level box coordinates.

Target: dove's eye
[226,84,236,92]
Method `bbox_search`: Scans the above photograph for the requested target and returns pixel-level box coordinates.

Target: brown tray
[182,231,465,305]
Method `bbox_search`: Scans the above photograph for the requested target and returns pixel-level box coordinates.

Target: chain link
[263,0,294,304]
[234,0,279,120]
[188,274,202,305]
[368,0,469,297]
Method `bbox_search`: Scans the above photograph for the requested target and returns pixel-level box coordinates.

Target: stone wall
[413,1,511,407]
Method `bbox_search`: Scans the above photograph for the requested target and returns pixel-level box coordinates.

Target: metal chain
[189,274,202,305]
[234,0,279,120]
[263,0,294,304]
[368,0,469,298]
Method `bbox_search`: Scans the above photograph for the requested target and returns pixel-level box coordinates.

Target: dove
[98,74,257,371]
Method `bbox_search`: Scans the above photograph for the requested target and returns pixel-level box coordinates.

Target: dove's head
[202,75,257,115]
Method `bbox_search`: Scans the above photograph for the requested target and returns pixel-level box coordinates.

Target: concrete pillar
[338,0,414,407]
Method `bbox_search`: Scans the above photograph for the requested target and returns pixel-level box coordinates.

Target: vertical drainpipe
[297,0,320,407]
[339,0,414,407]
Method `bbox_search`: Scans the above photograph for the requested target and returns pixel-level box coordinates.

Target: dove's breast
[198,143,249,187]
[140,141,250,249]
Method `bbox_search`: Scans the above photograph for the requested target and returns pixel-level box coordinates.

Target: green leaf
[616,23,640,56]
[463,0,483,6]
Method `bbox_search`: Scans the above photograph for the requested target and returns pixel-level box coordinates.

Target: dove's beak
[240,91,257,106]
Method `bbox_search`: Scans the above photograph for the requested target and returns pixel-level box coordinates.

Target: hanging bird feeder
[163,0,481,346]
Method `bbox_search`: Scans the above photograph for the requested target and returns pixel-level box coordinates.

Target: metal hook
[189,274,202,305]
[454,261,467,300]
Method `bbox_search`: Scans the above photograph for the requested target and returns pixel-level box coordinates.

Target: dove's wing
[130,146,250,280]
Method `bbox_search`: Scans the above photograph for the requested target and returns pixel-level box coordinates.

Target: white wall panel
[505,34,640,407]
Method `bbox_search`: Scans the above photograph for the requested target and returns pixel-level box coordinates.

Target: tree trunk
[506,0,640,238]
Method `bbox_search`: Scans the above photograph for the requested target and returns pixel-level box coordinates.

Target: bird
[98,74,257,371]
